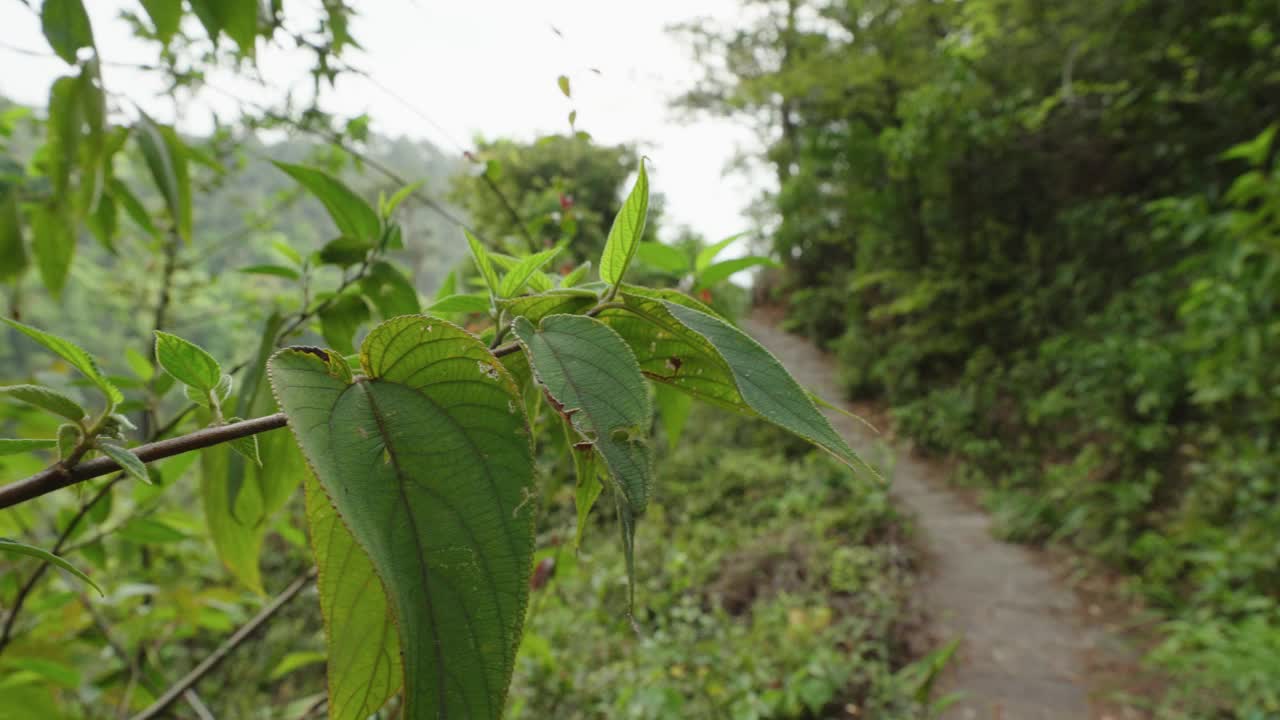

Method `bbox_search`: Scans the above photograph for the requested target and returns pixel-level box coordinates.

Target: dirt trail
[745,314,1139,719]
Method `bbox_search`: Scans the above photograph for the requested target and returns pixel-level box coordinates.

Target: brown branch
[0,413,288,510]
[129,571,316,720]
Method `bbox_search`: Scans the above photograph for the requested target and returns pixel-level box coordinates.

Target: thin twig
[480,171,539,253]
[275,253,374,342]
[0,414,288,510]
[130,571,316,720]
[78,590,218,719]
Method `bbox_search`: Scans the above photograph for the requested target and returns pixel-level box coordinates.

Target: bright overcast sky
[0,0,769,244]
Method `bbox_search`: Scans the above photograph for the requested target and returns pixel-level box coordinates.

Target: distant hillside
[1,95,469,375]
[183,129,468,294]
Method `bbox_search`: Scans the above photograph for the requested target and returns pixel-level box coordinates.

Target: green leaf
[434,269,458,299]
[426,293,490,314]
[566,423,603,551]
[139,0,182,44]
[0,180,26,282]
[30,203,74,296]
[40,0,94,64]
[0,384,86,422]
[498,246,563,297]
[526,269,556,293]
[0,439,56,456]
[270,315,536,719]
[500,290,596,325]
[1,317,122,406]
[218,312,284,514]
[154,330,222,392]
[135,114,192,242]
[184,373,231,409]
[695,231,747,272]
[359,260,421,318]
[269,651,328,682]
[200,421,304,593]
[653,384,692,452]
[382,181,422,218]
[270,237,304,266]
[696,256,778,288]
[238,264,300,280]
[224,417,261,467]
[186,0,220,43]
[46,76,81,198]
[487,252,519,271]
[97,441,151,484]
[600,295,863,470]
[188,0,257,52]
[511,314,652,610]
[86,192,117,252]
[273,162,380,245]
[56,423,81,459]
[598,159,650,286]
[117,516,186,543]
[215,0,257,52]
[318,292,371,355]
[3,658,81,690]
[108,178,156,236]
[464,229,500,300]
[1221,124,1276,164]
[557,75,571,98]
[317,236,368,267]
[0,538,101,595]
[619,283,725,317]
[304,474,402,719]
[560,260,592,288]
[636,242,688,274]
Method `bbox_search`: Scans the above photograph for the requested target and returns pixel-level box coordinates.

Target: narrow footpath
[746,313,1145,719]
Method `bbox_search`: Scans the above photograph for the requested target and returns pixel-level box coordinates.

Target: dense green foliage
[450,134,664,263]
[510,405,931,719]
[681,0,1280,714]
[0,3,912,718]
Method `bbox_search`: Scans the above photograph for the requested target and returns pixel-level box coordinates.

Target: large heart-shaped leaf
[511,314,651,608]
[270,316,534,720]
[304,473,402,720]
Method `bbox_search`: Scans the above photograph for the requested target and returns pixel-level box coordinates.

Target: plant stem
[0,413,288,509]
[129,571,316,720]
[274,255,373,343]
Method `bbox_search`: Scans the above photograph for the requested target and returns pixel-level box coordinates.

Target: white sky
[0,0,769,244]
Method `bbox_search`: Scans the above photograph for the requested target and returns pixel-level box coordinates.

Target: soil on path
[745,313,1150,720]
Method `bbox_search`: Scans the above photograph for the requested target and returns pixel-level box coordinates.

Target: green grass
[508,406,936,719]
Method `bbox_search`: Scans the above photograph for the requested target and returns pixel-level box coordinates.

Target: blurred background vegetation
[677,0,1278,715]
[1,0,1278,717]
